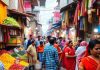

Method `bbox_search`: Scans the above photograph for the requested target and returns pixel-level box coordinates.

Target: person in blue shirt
[42,37,59,70]
[35,36,41,48]
[24,34,35,50]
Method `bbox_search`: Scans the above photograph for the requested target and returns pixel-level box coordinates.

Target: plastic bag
[35,61,42,70]
[0,61,4,70]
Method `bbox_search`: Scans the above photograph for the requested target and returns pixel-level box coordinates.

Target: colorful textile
[80,41,88,46]
[79,56,100,70]
[75,41,87,70]
[73,1,81,25]
[42,44,59,70]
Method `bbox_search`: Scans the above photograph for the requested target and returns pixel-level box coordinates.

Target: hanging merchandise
[0,1,7,24]
[80,0,85,16]
[73,1,81,25]
[88,0,96,9]
[65,11,69,26]
[61,12,65,21]
[0,27,3,42]
[3,28,10,44]
[80,0,89,16]
[83,17,87,32]
[88,14,93,23]
[79,17,84,30]
[97,9,99,16]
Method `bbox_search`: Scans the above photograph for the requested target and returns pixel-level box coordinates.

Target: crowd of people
[24,34,100,70]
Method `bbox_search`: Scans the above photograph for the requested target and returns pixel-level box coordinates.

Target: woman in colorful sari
[62,40,76,70]
[75,41,88,70]
[79,39,100,70]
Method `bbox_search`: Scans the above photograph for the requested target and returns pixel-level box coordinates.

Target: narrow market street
[0,0,100,70]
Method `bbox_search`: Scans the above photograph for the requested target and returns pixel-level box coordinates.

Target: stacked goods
[16,38,21,44]
[8,38,17,44]
[0,53,15,70]
[8,38,22,44]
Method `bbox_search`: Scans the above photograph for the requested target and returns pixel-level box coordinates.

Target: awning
[60,1,77,12]
[8,9,33,17]
[52,21,62,28]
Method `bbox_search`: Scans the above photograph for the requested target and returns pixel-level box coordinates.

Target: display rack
[0,24,22,50]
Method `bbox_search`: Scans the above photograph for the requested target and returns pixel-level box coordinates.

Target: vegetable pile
[3,17,20,27]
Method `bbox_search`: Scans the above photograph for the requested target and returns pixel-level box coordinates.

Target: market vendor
[26,40,37,70]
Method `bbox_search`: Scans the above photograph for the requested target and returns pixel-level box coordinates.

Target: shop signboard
[24,0,32,12]
[53,12,61,23]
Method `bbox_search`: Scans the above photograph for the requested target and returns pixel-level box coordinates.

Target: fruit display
[0,50,8,55]
[9,63,24,70]
[19,54,28,60]
[8,38,17,44]
[19,61,29,67]
[0,53,15,70]
[16,38,21,44]
[17,51,25,56]
[11,53,19,58]
[3,17,20,27]
[8,38,22,44]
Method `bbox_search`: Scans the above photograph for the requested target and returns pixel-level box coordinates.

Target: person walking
[26,40,37,70]
[37,41,44,62]
[62,40,76,70]
[42,37,59,70]
[75,41,88,70]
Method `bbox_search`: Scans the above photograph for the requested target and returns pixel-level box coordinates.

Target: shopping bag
[35,61,42,70]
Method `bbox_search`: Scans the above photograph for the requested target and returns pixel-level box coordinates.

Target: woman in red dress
[62,40,76,70]
[79,39,100,70]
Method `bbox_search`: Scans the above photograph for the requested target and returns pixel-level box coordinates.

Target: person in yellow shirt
[27,40,37,70]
